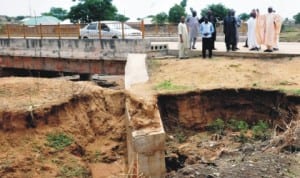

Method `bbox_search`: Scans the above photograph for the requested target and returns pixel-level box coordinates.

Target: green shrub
[252,120,269,140]
[46,133,73,151]
[227,119,249,131]
[207,118,225,134]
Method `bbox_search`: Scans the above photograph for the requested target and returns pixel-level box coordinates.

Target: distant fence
[0,21,248,39]
[0,24,81,38]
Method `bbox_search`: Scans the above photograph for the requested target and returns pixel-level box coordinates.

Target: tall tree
[239,13,250,21]
[152,12,168,24]
[42,7,68,20]
[68,0,117,23]
[168,0,187,23]
[201,3,229,21]
[293,12,300,24]
[114,14,129,22]
[180,0,187,8]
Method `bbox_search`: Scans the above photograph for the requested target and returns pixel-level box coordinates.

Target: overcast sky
[1,0,299,20]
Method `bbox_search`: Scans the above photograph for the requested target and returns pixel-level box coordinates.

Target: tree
[152,12,168,24]
[201,3,229,21]
[114,14,129,22]
[180,0,187,8]
[68,0,117,23]
[168,0,187,23]
[293,12,300,24]
[42,7,68,20]
[239,13,250,21]
[15,16,26,21]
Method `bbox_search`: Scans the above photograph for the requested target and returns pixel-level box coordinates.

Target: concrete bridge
[0,38,155,79]
[1,38,299,80]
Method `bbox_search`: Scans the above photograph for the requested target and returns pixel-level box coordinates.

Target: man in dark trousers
[199,10,218,50]
[200,16,214,58]
[223,9,237,52]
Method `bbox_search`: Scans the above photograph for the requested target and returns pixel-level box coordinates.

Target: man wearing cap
[264,7,277,52]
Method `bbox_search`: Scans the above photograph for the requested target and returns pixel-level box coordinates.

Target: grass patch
[293,89,300,95]
[154,80,189,91]
[59,165,90,178]
[280,32,300,42]
[279,89,300,96]
[46,133,73,151]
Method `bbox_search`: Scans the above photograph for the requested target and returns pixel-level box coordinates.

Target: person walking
[178,16,189,59]
[200,17,214,58]
[187,8,199,49]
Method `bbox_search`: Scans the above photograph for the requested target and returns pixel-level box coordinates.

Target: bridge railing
[0,24,81,39]
[0,21,247,39]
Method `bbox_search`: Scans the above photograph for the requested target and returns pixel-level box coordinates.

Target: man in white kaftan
[187,9,199,49]
[178,16,189,59]
[264,7,277,52]
[246,12,259,50]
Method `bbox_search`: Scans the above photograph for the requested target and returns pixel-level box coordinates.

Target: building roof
[21,16,61,25]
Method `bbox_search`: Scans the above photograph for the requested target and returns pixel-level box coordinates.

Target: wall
[0,38,151,60]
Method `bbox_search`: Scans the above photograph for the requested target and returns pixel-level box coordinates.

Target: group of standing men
[178,8,217,59]
[178,7,283,59]
[246,7,282,52]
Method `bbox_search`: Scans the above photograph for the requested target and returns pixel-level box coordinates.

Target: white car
[80,21,142,39]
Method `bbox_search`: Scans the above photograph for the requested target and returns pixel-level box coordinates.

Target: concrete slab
[152,41,300,59]
[125,53,149,89]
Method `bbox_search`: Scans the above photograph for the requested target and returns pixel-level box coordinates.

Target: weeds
[207,118,270,142]
[279,89,300,96]
[46,133,73,151]
[252,120,270,140]
[175,130,187,143]
[207,118,225,134]
[227,119,249,132]
[154,80,188,91]
[59,165,90,178]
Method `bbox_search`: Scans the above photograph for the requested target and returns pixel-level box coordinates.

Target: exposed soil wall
[0,78,127,177]
[158,89,300,178]
[158,89,299,131]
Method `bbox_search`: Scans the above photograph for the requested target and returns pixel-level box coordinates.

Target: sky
[1,0,299,20]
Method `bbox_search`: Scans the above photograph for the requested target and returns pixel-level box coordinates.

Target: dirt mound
[0,77,126,177]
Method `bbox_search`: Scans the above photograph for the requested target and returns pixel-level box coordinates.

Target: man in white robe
[273,11,283,50]
[178,16,189,59]
[187,9,199,49]
[255,9,265,49]
[246,12,259,50]
[264,7,277,52]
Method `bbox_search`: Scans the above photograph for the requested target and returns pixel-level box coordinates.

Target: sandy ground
[131,56,300,96]
[0,55,299,177]
[0,77,127,178]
